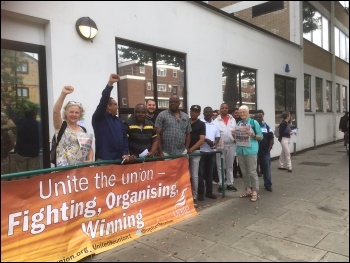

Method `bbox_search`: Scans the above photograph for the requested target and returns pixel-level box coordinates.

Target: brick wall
[303,40,332,73]
[230,2,290,41]
[335,57,349,80]
[334,2,349,27]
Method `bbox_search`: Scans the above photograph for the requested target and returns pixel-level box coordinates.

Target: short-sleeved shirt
[258,123,274,154]
[124,117,157,156]
[189,119,206,149]
[155,109,191,155]
[200,118,220,152]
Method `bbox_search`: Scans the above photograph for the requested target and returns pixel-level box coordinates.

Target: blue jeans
[258,151,272,188]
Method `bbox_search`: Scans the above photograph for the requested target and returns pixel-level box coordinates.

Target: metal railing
[1,150,226,197]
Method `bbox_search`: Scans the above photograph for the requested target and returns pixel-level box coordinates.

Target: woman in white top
[53,86,94,166]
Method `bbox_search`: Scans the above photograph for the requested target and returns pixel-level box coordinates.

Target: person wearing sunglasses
[53,86,94,166]
[92,73,132,164]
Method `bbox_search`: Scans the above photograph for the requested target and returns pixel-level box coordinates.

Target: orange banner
[1,157,197,262]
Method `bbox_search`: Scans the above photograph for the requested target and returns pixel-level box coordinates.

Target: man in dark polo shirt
[124,103,158,158]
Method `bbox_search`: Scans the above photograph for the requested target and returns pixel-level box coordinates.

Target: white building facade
[1,1,348,168]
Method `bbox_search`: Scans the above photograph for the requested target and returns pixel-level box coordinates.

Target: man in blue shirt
[92,73,131,163]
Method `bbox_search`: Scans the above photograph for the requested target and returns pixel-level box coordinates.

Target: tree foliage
[1,50,37,117]
[303,2,320,33]
[118,46,184,69]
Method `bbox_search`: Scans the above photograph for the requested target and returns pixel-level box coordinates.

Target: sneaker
[197,194,204,201]
[278,167,287,170]
[205,193,217,199]
[227,185,237,191]
[193,199,198,208]
[218,186,223,193]
[212,180,218,185]
[288,169,292,173]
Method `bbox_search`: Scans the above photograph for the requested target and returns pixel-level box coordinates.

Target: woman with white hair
[233,105,263,202]
[53,86,94,166]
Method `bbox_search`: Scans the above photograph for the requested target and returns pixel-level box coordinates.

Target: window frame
[304,74,311,112]
[315,77,323,112]
[116,37,187,119]
[16,87,29,98]
[222,62,257,112]
[274,74,297,128]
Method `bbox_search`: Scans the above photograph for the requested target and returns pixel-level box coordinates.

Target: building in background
[1,1,348,170]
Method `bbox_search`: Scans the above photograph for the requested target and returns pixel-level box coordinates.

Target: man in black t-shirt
[187,105,206,206]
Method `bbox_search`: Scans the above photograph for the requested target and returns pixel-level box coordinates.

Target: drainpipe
[313,114,316,149]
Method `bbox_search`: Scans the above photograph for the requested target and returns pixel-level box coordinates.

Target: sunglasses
[67,101,82,106]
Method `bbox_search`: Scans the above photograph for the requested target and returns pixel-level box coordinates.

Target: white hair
[239,105,250,113]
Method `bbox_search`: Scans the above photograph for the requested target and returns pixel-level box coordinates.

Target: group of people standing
[1,72,298,209]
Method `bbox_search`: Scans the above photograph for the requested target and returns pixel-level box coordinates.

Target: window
[173,69,177,78]
[122,98,127,106]
[116,39,186,118]
[158,99,169,108]
[157,84,166,92]
[334,27,349,63]
[16,61,28,74]
[139,66,145,74]
[339,1,349,8]
[274,75,297,127]
[304,74,311,111]
[303,3,329,51]
[172,85,178,95]
[222,63,256,111]
[157,68,166,77]
[326,81,332,112]
[17,87,29,98]
[342,85,348,112]
[315,77,323,112]
[2,40,49,169]
[168,85,172,92]
[336,83,341,112]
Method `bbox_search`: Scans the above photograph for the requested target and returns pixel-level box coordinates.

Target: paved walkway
[81,142,349,262]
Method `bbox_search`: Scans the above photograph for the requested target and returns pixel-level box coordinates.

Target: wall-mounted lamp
[285,64,290,73]
[75,17,98,42]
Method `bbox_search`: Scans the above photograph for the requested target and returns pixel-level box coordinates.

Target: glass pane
[313,12,322,47]
[1,49,43,174]
[322,17,329,51]
[340,31,346,61]
[334,27,340,57]
[304,75,311,111]
[286,78,296,111]
[222,66,240,110]
[342,85,348,112]
[326,81,332,112]
[315,77,323,111]
[274,76,285,111]
[156,53,185,110]
[336,83,340,112]
[241,70,256,110]
[117,44,152,109]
